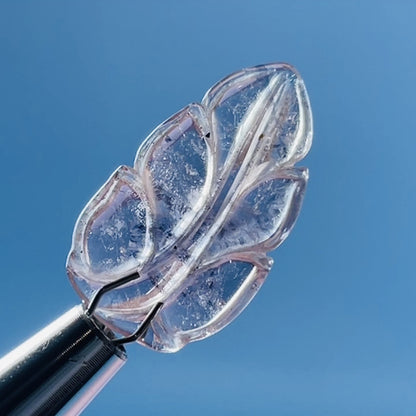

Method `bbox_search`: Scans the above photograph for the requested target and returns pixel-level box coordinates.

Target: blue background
[1,1,415,415]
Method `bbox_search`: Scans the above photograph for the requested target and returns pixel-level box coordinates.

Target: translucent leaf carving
[67,63,313,352]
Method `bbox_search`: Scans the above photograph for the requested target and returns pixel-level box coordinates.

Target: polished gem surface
[67,63,313,352]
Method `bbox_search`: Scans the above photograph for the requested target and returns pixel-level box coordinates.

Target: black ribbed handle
[0,306,126,416]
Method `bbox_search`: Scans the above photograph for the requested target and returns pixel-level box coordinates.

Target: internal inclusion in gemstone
[67,63,313,352]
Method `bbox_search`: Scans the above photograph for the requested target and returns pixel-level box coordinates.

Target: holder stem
[0,306,126,416]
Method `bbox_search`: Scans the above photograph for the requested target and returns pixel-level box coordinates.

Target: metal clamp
[85,271,164,346]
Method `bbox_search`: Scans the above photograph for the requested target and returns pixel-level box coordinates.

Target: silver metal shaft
[0,306,126,416]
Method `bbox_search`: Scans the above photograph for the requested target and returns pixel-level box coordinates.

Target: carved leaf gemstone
[67,63,313,352]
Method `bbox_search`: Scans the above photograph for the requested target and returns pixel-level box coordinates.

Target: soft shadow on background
[1,1,415,415]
